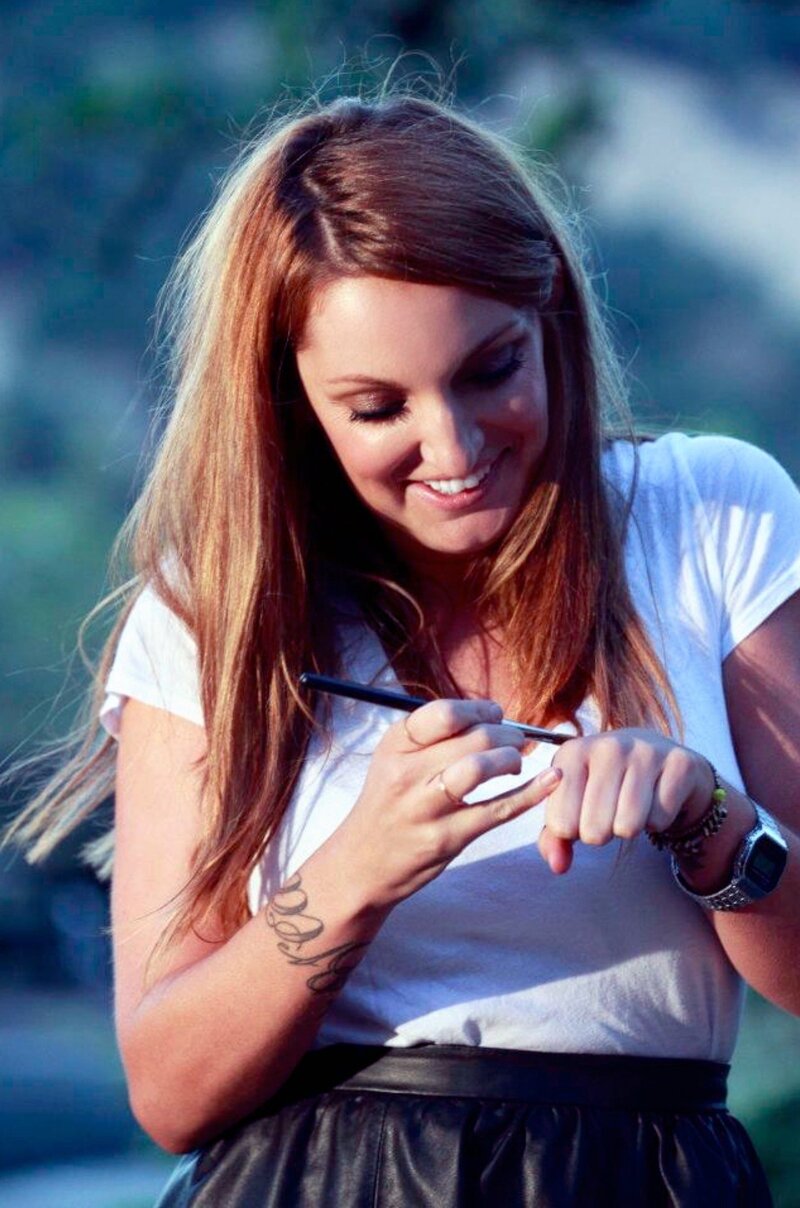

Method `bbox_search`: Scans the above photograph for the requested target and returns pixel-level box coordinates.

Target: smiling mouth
[419,455,500,496]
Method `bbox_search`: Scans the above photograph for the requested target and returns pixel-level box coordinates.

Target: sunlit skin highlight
[296,278,549,578]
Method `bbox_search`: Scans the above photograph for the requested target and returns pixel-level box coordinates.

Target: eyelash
[347,349,527,426]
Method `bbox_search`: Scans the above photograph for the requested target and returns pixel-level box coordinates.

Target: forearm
[115,697,562,1153]
[675,784,800,1015]
[120,831,390,1153]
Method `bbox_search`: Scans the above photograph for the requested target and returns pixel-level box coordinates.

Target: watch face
[744,835,788,893]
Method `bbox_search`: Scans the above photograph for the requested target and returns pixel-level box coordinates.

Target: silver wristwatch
[672,801,788,911]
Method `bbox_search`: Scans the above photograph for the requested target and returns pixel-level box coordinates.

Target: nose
[418,394,484,478]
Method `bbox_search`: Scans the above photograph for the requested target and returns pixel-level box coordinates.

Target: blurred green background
[2,0,799,1203]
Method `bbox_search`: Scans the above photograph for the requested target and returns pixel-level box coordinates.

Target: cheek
[525,375,549,432]
[501,389,548,439]
[324,425,404,494]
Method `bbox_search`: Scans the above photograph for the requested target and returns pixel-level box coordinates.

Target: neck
[408,557,481,617]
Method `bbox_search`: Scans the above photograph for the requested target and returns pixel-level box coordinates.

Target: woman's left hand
[537,729,715,874]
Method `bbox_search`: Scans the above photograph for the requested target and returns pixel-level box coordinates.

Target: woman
[9,91,800,1205]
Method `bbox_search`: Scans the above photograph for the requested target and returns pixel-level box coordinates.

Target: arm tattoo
[265,871,368,997]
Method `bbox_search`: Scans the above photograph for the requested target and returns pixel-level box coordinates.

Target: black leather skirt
[154,1044,772,1207]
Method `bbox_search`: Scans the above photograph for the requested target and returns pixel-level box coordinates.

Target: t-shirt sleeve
[681,435,800,658]
[99,586,204,737]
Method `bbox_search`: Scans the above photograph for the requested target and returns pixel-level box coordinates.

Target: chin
[409,527,511,563]
[381,507,519,569]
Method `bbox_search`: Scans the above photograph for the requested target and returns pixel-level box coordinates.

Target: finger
[430,722,527,771]
[451,766,562,846]
[578,751,626,846]
[649,747,698,833]
[399,698,502,751]
[431,745,525,807]
[612,762,656,840]
[537,826,574,875]
[543,756,587,843]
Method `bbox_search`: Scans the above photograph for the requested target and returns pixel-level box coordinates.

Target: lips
[407,451,505,508]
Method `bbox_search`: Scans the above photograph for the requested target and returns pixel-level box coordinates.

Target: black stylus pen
[299,672,571,746]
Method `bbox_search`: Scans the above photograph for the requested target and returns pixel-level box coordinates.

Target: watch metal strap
[672,801,786,911]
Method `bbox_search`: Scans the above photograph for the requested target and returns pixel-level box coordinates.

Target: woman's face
[295,277,549,568]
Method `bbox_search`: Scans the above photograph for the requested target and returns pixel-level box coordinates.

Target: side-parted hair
[7,89,677,955]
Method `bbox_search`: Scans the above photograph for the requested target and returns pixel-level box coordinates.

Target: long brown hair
[6,89,677,950]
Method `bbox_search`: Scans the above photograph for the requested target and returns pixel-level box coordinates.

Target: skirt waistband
[273,1044,729,1113]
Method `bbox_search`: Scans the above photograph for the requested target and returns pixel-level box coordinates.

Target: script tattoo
[265,871,368,997]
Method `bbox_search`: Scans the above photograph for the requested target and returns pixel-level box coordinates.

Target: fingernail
[536,767,561,787]
[484,701,503,721]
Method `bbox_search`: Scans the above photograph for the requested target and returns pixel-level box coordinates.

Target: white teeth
[424,461,493,495]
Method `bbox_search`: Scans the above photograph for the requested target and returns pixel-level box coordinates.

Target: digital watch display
[673,801,788,911]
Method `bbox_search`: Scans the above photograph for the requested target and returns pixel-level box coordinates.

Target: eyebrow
[324,318,524,396]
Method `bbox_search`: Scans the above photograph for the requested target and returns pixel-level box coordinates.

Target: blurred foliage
[1,0,799,1193]
[602,227,800,460]
[2,0,797,754]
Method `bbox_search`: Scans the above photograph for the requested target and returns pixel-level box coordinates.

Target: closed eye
[347,399,410,425]
[469,348,525,387]
[347,338,528,425]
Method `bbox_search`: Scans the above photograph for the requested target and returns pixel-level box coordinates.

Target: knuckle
[656,766,685,810]
[384,762,414,798]
[438,699,460,726]
[554,740,579,765]
[657,781,682,815]
[546,815,577,841]
[499,746,523,774]
[593,736,625,765]
[418,822,448,863]
[413,700,451,724]
[469,726,495,753]
[579,817,611,845]
[665,745,693,777]
[626,738,653,768]
[460,752,484,782]
[554,739,589,771]
[491,795,519,824]
[417,699,450,729]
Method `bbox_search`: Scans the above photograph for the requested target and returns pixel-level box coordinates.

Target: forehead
[297,277,524,375]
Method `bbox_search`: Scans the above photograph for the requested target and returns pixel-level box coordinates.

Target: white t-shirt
[101,434,800,1061]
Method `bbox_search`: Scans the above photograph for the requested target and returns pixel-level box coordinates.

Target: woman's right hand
[112,696,559,1150]
[334,698,562,912]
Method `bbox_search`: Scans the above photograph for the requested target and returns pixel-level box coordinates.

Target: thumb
[538,825,575,875]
